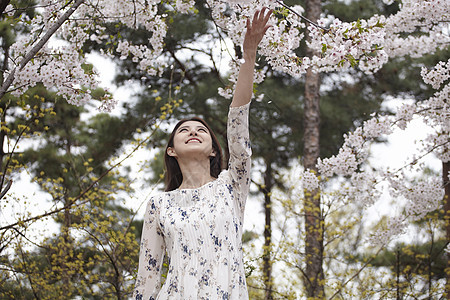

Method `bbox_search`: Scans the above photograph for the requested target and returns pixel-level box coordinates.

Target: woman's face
[167,120,215,159]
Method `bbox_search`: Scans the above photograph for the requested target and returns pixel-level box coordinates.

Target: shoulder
[218,169,232,184]
[146,191,171,210]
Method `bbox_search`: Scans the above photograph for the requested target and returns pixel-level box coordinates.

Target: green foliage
[323,0,399,22]
[371,240,447,279]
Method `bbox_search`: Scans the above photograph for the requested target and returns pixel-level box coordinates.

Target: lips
[186,138,201,144]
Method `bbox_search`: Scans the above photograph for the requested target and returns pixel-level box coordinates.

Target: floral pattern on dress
[134,103,252,300]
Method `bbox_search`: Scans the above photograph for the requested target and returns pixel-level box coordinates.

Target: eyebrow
[177,125,208,131]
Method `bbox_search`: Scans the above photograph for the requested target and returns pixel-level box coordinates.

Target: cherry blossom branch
[0,0,10,16]
[392,140,450,175]
[275,0,329,31]
[0,0,85,100]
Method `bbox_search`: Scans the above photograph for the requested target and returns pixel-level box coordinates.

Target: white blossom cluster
[385,32,447,59]
[385,0,449,34]
[394,102,416,130]
[446,243,450,254]
[307,16,388,74]
[367,172,445,246]
[5,0,171,111]
[421,59,450,90]
[300,169,319,192]
[11,42,100,107]
[316,57,448,246]
[389,175,444,220]
[5,0,448,111]
[384,0,450,58]
[368,215,407,247]
[317,116,393,178]
[419,58,450,163]
[343,172,380,207]
[215,0,447,98]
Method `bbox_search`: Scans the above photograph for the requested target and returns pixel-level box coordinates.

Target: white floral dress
[134,103,252,300]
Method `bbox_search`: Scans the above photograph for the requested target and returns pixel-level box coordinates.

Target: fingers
[252,8,259,25]
[257,7,272,21]
[263,8,273,24]
[250,7,272,30]
[243,6,272,50]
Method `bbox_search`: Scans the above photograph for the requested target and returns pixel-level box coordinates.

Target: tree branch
[0,0,85,99]
[0,0,10,16]
[328,247,384,300]
[275,0,329,31]
[0,179,12,199]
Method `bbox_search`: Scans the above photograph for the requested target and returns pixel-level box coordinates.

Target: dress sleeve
[227,102,252,217]
[133,197,165,300]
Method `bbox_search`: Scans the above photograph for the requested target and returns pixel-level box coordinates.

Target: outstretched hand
[243,7,273,55]
[230,7,272,107]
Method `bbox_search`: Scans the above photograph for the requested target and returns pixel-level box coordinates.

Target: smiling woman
[164,117,223,192]
[133,7,272,300]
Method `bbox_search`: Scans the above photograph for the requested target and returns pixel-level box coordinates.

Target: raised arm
[231,7,272,108]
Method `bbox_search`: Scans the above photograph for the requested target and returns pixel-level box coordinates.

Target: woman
[134,8,272,299]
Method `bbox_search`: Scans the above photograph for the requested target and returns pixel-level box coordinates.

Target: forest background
[0,0,448,299]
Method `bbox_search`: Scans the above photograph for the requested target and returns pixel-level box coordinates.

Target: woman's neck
[177,158,214,190]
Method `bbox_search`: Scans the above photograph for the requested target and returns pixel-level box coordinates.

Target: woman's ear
[209,149,216,157]
[167,147,177,157]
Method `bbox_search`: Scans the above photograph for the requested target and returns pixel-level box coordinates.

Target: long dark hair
[164,117,223,192]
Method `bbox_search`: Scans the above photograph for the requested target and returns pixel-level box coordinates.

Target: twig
[328,247,384,300]
[275,0,329,31]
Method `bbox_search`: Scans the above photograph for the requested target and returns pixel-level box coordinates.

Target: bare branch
[0,179,12,199]
[328,247,384,300]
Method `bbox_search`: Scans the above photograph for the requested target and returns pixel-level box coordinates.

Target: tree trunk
[444,160,450,300]
[303,0,324,298]
[0,104,6,184]
[0,41,10,198]
[263,160,274,300]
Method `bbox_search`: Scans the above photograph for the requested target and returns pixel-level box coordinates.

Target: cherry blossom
[3,0,448,111]
[300,169,319,192]
[421,59,450,90]
[315,56,449,245]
